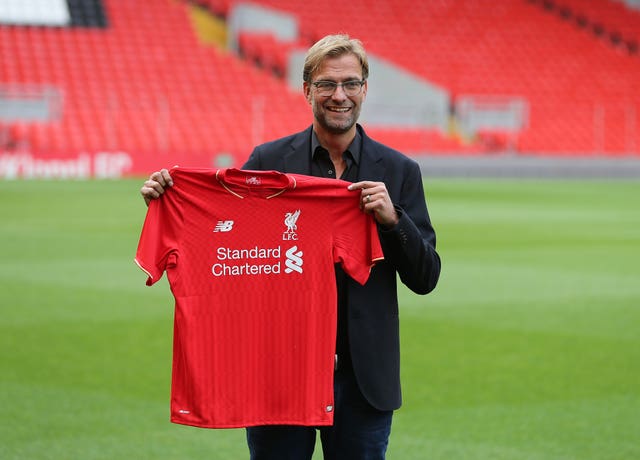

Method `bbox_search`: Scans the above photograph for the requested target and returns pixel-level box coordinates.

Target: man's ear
[303,82,312,104]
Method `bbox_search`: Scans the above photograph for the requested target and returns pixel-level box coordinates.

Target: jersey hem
[171,418,334,429]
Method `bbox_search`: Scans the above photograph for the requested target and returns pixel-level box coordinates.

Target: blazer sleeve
[378,160,441,295]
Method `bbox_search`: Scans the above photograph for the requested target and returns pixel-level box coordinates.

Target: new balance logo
[213,220,234,232]
[284,246,303,274]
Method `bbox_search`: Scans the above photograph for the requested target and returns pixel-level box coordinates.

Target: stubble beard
[313,101,361,135]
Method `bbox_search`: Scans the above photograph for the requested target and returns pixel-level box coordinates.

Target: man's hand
[348,181,399,228]
[140,168,173,206]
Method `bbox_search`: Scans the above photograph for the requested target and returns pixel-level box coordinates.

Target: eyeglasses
[310,80,366,97]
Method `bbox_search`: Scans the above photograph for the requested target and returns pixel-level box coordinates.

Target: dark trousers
[246,362,393,460]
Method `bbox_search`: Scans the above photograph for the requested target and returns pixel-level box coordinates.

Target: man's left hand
[348,181,399,228]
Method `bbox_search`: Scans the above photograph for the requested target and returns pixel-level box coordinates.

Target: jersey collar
[215,168,297,199]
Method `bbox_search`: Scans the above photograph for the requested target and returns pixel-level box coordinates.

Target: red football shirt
[135,167,383,428]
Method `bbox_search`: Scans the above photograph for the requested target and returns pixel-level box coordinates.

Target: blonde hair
[303,34,369,83]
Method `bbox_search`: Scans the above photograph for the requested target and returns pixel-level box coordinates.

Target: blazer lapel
[283,126,313,175]
[357,125,386,182]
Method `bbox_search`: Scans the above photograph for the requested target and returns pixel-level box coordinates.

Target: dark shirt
[309,130,362,371]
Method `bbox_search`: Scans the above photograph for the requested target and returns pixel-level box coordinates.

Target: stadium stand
[1,0,639,178]
[532,0,640,50]
[0,0,316,177]
[225,0,640,156]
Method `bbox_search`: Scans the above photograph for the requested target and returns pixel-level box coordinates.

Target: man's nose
[331,84,348,100]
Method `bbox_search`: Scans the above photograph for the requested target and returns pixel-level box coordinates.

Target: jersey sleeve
[332,191,384,285]
[134,190,182,286]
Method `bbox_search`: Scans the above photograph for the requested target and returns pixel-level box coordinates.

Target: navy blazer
[243,124,441,411]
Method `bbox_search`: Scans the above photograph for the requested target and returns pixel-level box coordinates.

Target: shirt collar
[311,129,361,165]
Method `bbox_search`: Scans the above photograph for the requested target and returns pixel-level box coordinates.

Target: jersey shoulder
[288,174,355,198]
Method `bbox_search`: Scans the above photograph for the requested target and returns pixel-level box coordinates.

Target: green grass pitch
[1,178,638,459]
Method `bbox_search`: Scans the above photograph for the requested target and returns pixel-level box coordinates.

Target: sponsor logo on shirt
[213,220,234,232]
[284,246,303,274]
[211,245,304,277]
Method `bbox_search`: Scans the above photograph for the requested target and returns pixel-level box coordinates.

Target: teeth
[328,107,350,112]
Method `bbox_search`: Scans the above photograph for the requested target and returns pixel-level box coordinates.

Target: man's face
[304,53,367,135]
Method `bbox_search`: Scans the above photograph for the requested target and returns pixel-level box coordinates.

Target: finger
[149,169,172,188]
[140,178,168,204]
[140,187,157,203]
[140,185,158,207]
[361,192,379,215]
[145,179,165,194]
[143,183,160,194]
[348,181,375,191]
[160,169,174,187]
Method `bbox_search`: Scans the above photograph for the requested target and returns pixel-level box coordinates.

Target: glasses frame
[310,79,366,97]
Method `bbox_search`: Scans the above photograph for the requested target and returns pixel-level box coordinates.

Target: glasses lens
[315,82,336,96]
[343,81,362,96]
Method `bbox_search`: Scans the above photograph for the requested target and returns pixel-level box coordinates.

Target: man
[140,34,441,459]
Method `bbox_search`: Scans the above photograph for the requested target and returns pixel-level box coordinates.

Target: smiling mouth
[327,106,351,113]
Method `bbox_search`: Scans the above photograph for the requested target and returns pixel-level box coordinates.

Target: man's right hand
[140,168,173,206]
